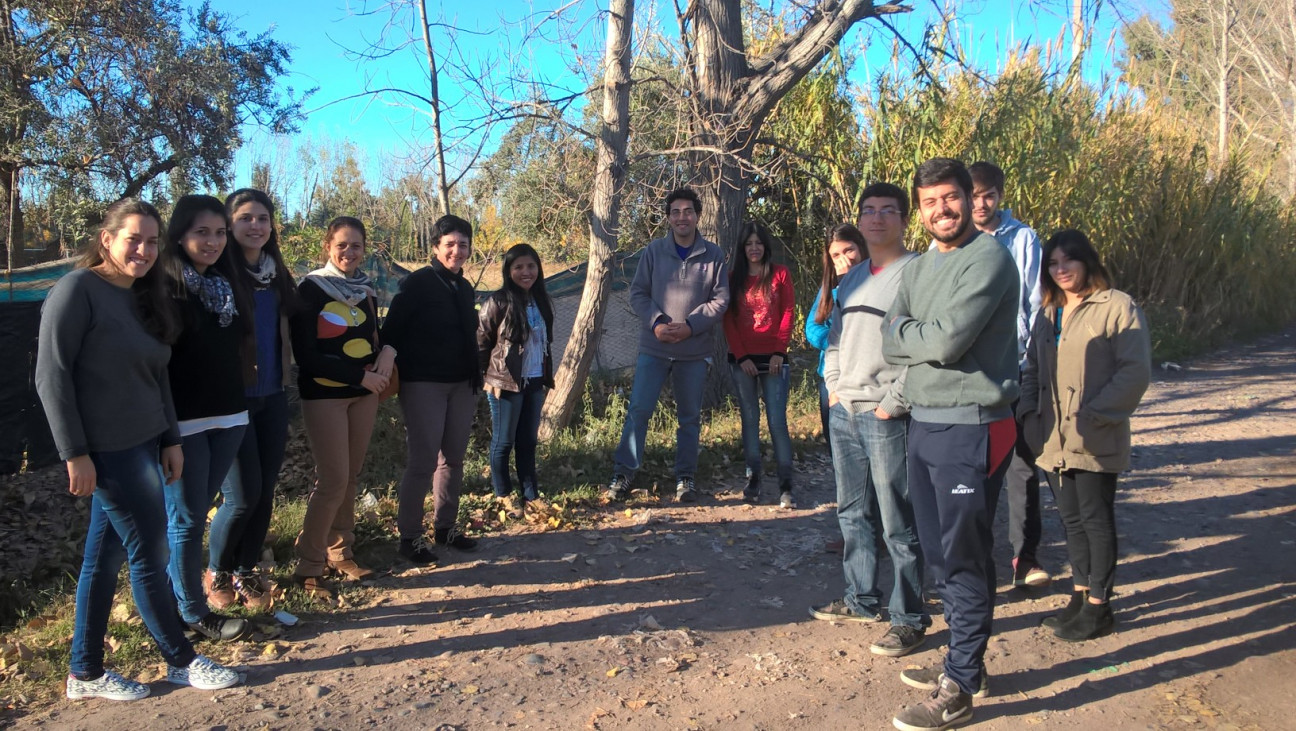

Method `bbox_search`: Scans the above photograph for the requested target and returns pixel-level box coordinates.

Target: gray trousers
[397,380,476,537]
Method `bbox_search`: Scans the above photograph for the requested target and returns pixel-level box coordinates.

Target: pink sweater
[724,264,794,362]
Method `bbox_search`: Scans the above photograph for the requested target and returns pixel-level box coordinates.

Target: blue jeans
[165,425,246,623]
[487,379,546,499]
[71,437,196,678]
[830,404,927,629]
[613,353,707,480]
[211,392,289,573]
[731,363,793,483]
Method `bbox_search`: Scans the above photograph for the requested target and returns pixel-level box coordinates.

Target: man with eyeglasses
[883,158,1019,731]
[810,182,928,660]
[969,161,1052,591]
[606,187,730,504]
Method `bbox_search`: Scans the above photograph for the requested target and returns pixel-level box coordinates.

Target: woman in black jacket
[477,244,555,517]
[381,214,482,564]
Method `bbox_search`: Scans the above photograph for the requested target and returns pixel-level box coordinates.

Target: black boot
[742,473,760,503]
[1054,600,1114,642]
[1041,590,1086,629]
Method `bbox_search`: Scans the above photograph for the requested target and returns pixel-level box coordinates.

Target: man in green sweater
[883,158,1020,731]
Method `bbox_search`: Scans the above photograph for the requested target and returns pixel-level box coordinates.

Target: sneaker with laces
[232,571,272,611]
[66,670,150,701]
[809,599,883,623]
[167,654,241,691]
[675,478,697,503]
[892,674,972,731]
[399,536,439,565]
[870,625,927,657]
[606,474,631,501]
[203,569,237,610]
[186,611,251,642]
[434,527,479,551]
[899,667,989,698]
[778,491,796,509]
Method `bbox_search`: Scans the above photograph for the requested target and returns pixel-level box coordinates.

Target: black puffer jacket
[477,290,554,392]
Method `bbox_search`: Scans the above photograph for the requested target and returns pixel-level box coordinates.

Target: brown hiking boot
[292,574,335,601]
[233,570,273,611]
[203,570,237,610]
[326,558,375,582]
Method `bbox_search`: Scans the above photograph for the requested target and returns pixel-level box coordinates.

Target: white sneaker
[66,670,150,701]
[779,491,796,509]
[167,654,241,690]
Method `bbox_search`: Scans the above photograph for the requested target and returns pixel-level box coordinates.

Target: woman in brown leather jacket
[477,244,555,517]
[1018,229,1150,642]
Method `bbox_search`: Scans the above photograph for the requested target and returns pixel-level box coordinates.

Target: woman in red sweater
[724,222,796,508]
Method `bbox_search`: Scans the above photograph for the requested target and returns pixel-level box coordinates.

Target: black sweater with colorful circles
[290,278,379,401]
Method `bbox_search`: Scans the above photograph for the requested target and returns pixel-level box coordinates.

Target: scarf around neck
[306,260,374,306]
[181,263,237,327]
[245,252,277,288]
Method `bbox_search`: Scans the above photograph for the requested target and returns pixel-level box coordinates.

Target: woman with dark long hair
[805,224,866,457]
[477,244,555,517]
[158,195,255,642]
[382,214,482,564]
[723,222,795,507]
[290,217,395,600]
[209,188,298,612]
[1019,229,1150,642]
[36,198,240,700]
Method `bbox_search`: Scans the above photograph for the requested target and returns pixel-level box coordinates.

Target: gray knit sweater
[36,268,181,460]
[881,232,1020,424]
[629,233,730,360]
[824,252,917,417]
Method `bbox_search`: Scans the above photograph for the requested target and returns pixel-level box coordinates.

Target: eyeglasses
[860,207,901,218]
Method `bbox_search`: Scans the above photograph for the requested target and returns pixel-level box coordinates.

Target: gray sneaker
[167,655,241,691]
[675,478,697,503]
[899,666,989,698]
[66,670,150,701]
[871,625,927,657]
[892,674,972,731]
[809,599,883,623]
[778,491,795,509]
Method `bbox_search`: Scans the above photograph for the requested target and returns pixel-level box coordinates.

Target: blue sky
[213,0,1148,197]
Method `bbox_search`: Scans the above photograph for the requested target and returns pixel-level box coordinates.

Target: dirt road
[17,330,1296,730]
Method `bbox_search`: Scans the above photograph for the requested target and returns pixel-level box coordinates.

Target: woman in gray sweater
[36,199,241,701]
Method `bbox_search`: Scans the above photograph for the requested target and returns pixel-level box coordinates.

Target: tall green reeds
[852,51,1296,357]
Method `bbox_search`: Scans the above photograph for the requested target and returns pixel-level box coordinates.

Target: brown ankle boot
[203,569,237,610]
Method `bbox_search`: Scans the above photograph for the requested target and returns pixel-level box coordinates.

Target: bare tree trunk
[539,0,634,439]
[1215,0,1232,169]
[1,163,23,270]
[417,0,452,216]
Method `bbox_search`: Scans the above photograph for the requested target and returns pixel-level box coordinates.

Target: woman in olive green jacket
[1018,229,1151,642]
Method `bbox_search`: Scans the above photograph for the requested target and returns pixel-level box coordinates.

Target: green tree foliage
[0,0,309,266]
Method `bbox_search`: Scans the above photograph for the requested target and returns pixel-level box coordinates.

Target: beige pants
[294,394,379,576]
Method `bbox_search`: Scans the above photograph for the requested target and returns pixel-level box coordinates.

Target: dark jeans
[830,404,926,629]
[1048,469,1118,602]
[731,363,793,484]
[818,379,833,456]
[165,425,245,623]
[1003,412,1043,566]
[908,418,1013,696]
[211,391,289,573]
[487,379,546,500]
[71,437,196,678]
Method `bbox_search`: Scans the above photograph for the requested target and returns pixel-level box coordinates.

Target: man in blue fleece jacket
[970,161,1052,590]
[883,158,1019,731]
[606,188,730,504]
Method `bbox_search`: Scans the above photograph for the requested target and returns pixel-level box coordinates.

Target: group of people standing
[795,159,1151,731]
[37,160,1151,725]
[35,193,557,701]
